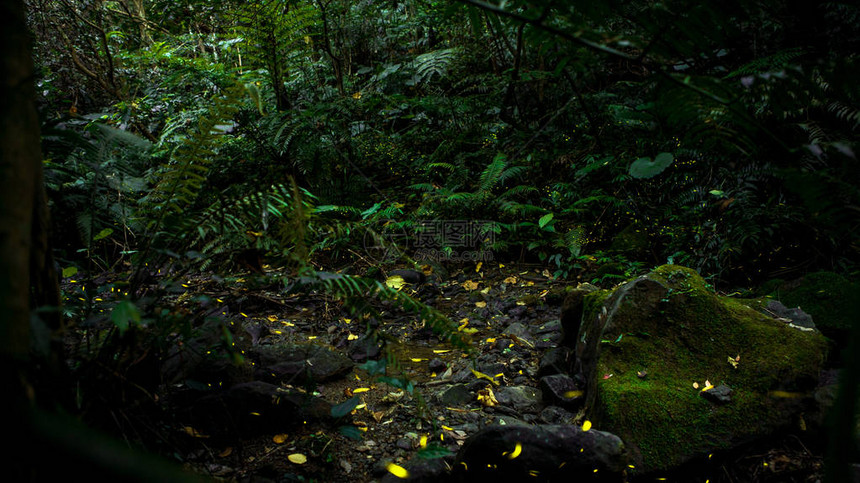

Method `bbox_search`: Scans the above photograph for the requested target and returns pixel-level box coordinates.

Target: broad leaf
[629,152,674,178]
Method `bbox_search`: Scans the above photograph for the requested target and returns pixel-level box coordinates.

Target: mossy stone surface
[578,265,828,473]
[767,271,859,333]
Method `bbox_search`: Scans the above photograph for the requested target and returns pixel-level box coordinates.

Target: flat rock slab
[253,342,353,383]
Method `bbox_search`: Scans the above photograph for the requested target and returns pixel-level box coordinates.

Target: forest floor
[66,261,829,482]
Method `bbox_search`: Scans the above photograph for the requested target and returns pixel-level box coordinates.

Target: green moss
[768,271,859,332]
[588,265,828,472]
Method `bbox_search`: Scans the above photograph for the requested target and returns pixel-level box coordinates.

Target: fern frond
[288,271,472,351]
[144,84,247,223]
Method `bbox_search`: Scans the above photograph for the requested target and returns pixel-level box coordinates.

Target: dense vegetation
[3,0,859,481]
[29,0,860,286]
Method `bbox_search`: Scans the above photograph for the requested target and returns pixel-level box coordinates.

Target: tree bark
[0,0,39,363]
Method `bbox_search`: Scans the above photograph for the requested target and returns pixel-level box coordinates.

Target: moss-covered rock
[575,265,828,474]
[765,271,859,334]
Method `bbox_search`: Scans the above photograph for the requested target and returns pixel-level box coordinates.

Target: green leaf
[629,152,674,179]
[62,266,78,278]
[331,396,361,419]
[93,228,114,241]
[338,425,364,440]
[416,444,454,460]
[111,300,141,335]
[538,213,554,229]
[358,359,387,375]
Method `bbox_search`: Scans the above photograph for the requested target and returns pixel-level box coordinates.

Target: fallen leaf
[477,387,498,407]
[183,426,210,438]
[693,382,700,389]
[503,276,518,284]
[471,368,499,386]
[288,453,307,464]
[563,390,583,399]
[218,447,233,457]
[475,301,487,308]
[462,280,480,291]
[475,262,483,272]
[385,276,406,290]
[272,433,288,444]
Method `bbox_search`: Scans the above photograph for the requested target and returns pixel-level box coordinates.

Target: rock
[539,405,578,425]
[764,300,815,330]
[701,384,732,404]
[186,381,334,436]
[539,373,584,409]
[575,265,828,474]
[440,384,473,406]
[538,347,572,377]
[390,269,427,285]
[453,424,628,482]
[428,358,447,373]
[494,386,542,413]
[348,333,384,362]
[253,343,353,384]
[763,271,859,338]
[502,323,533,346]
[380,454,453,483]
[559,284,599,348]
[161,318,254,386]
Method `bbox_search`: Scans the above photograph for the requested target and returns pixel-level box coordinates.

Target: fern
[413,48,460,84]
[192,182,316,268]
[725,47,809,79]
[234,0,320,110]
[288,271,472,352]
[143,83,247,222]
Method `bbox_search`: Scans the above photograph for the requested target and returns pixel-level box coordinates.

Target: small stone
[395,437,413,450]
[701,384,732,404]
[428,358,447,373]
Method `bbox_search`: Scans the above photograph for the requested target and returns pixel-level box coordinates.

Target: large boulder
[453,424,628,482]
[569,265,828,474]
[252,342,354,384]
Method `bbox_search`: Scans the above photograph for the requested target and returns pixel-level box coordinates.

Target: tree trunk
[0,0,39,364]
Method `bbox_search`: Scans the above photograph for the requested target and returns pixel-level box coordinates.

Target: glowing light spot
[386,463,408,479]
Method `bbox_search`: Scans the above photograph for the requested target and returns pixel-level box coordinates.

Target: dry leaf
[503,276,518,284]
[183,426,210,438]
[475,301,487,308]
[272,433,288,444]
[462,280,479,291]
[477,387,498,407]
[288,453,307,464]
